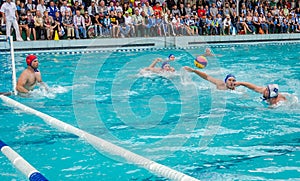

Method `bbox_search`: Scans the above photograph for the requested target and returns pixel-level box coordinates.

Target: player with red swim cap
[16,54,47,94]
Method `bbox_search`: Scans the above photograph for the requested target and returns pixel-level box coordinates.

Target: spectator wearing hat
[124,11,135,37]
[103,13,111,37]
[132,7,144,37]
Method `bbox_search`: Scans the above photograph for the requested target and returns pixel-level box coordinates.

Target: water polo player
[184,66,237,90]
[234,82,286,105]
[16,54,48,94]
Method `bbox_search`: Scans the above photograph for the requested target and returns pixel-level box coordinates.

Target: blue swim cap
[224,74,236,83]
[168,54,175,59]
[161,62,169,69]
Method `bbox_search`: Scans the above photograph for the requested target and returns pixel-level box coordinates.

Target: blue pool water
[0,42,300,180]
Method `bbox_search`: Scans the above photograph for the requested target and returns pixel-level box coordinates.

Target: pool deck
[1,34,300,52]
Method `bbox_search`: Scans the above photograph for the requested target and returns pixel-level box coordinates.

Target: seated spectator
[37,0,46,16]
[153,2,162,17]
[98,1,108,15]
[115,2,123,13]
[26,0,36,16]
[246,12,255,33]
[183,15,192,35]
[60,0,71,16]
[143,12,154,37]
[62,10,74,39]
[83,11,94,38]
[53,11,64,38]
[27,11,36,40]
[162,10,175,36]
[116,11,130,37]
[172,14,184,36]
[154,13,163,36]
[88,0,98,24]
[211,16,219,35]
[223,14,231,35]
[185,3,192,16]
[124,11,135,37]
[189,15,198,35]
[34,10,45,40]
[43,11,55,40]
[143,1,154,17]
[47,1,59,19]
[19,13,31,41]
[266,12,275,34]
[238,12,252,34]
[109,11,119,38]
[252,12,260,34]
[122,3,132,16]
[259,13,269,34]
[103,13,111,37]
[132,8,144,37]
[73,9,87,39]
[18,2,27,15]
[231,12,239,35]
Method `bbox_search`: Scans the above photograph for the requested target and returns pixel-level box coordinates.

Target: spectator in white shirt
[0,0,23,41]
[37,0,47,16]
[73,9,86,39]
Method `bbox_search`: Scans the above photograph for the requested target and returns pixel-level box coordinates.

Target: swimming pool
[0,42,299,180]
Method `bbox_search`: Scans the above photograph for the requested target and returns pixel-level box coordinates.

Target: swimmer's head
[168,54,175,61]
[263,84,279,100]
[224,74,236,90]
[161,61,171,71]
[26,54,37,66]
[205,48,211,54]
[26,54,39,72]
[224,74,236,83]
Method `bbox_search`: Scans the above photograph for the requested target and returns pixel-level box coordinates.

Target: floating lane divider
[0,95,199,181]
[0,140,48,181]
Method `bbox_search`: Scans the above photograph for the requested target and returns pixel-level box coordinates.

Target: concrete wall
[1,34,300,53]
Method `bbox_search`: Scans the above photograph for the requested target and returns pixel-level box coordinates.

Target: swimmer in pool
[201,48,222,57]
[16,54,48,94]
[142,54,176,73]
[235,82,286,105]
[184,66,237,90]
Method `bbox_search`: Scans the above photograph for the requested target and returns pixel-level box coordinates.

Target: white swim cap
[267,84,279,98]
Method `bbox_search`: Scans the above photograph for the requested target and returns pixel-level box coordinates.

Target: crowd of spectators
[1,0,300,41]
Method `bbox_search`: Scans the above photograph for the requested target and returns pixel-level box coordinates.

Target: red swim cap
[26,54,37,66]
